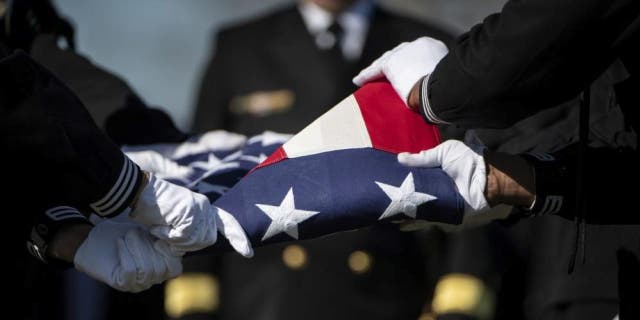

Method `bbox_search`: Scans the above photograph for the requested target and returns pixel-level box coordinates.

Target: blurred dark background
[53,0,506,130]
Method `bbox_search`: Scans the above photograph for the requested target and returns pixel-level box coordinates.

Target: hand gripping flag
[195,81,465,254]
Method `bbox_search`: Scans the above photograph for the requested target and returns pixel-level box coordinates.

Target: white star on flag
[248,131,292,146]
[375,172,437,220]
[256,187,320,241]
[191,153,222,170]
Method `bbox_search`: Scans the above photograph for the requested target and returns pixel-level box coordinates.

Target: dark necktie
[326,21,344,59]
[320,20,355,96]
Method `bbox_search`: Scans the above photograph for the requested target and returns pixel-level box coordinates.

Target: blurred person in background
[181,1,454,320]
[192,0,452,134]
[352,0,639,317]
[428,59,635,320]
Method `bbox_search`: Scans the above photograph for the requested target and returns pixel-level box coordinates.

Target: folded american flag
[125,81,464,253]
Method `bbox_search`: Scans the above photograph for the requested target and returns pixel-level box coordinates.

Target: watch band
[27,205,91,267]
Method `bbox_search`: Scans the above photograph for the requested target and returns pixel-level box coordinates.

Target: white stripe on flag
[122,130,247,159]
[282,95,372,158]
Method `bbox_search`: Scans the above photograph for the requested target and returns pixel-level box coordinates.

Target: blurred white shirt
[298,0,374,61]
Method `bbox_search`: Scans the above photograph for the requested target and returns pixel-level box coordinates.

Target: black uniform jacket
[192,5,452,135]
[426,0,639,129]
[421,1,639,318]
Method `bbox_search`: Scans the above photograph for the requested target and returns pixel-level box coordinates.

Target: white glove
[74,220,182,293]
[353,37,448,105]
[125,150,194,181]
[130,174,253,257]
[398,140,489,216]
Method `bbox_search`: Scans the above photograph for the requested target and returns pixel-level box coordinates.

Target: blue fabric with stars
[164,135,283,202]
[131,132,464,254]
[204,148,464,252]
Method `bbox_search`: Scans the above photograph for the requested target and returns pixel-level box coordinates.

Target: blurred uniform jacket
[192,3,452,135]
[188,3,453,320]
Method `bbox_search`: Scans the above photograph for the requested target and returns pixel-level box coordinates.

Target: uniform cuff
[90,155,143,217]
[420,74,450,125]
[519,152,567,216]
[27,206,91,267]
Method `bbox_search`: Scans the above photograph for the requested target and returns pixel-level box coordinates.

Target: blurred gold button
[348,250,372,274]
[165,273,219,318]
[417,313,436,320]
[282,244,307,269]
[432,273,494,320]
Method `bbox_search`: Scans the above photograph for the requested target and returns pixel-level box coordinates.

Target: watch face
[36,223,49,236]
[26,240,47,262]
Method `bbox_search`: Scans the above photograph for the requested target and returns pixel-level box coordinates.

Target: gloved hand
[398,139,489,216]
[125,150,194,181]
[352,37,448,105]
[74,220,182,293]
[130,174,253,257]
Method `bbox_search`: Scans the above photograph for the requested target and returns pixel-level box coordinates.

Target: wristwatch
[27,205,91,267]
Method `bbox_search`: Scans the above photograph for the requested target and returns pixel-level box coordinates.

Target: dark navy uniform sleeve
[1,51,143,219]
[422,0,640,129]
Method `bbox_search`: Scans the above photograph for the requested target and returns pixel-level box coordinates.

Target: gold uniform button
[282,245,307,269]
[431,273,494,320]
[348,250,372,274]
[417,313,436,320]
[164,273,219,318]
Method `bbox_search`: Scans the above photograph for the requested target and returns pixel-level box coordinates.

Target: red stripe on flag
[253,146,288,172]
[354,81,441,154]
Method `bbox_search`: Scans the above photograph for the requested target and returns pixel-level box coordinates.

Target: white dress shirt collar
[298,0,374,61]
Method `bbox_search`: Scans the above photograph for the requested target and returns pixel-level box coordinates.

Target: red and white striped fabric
[257,80,441,169]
